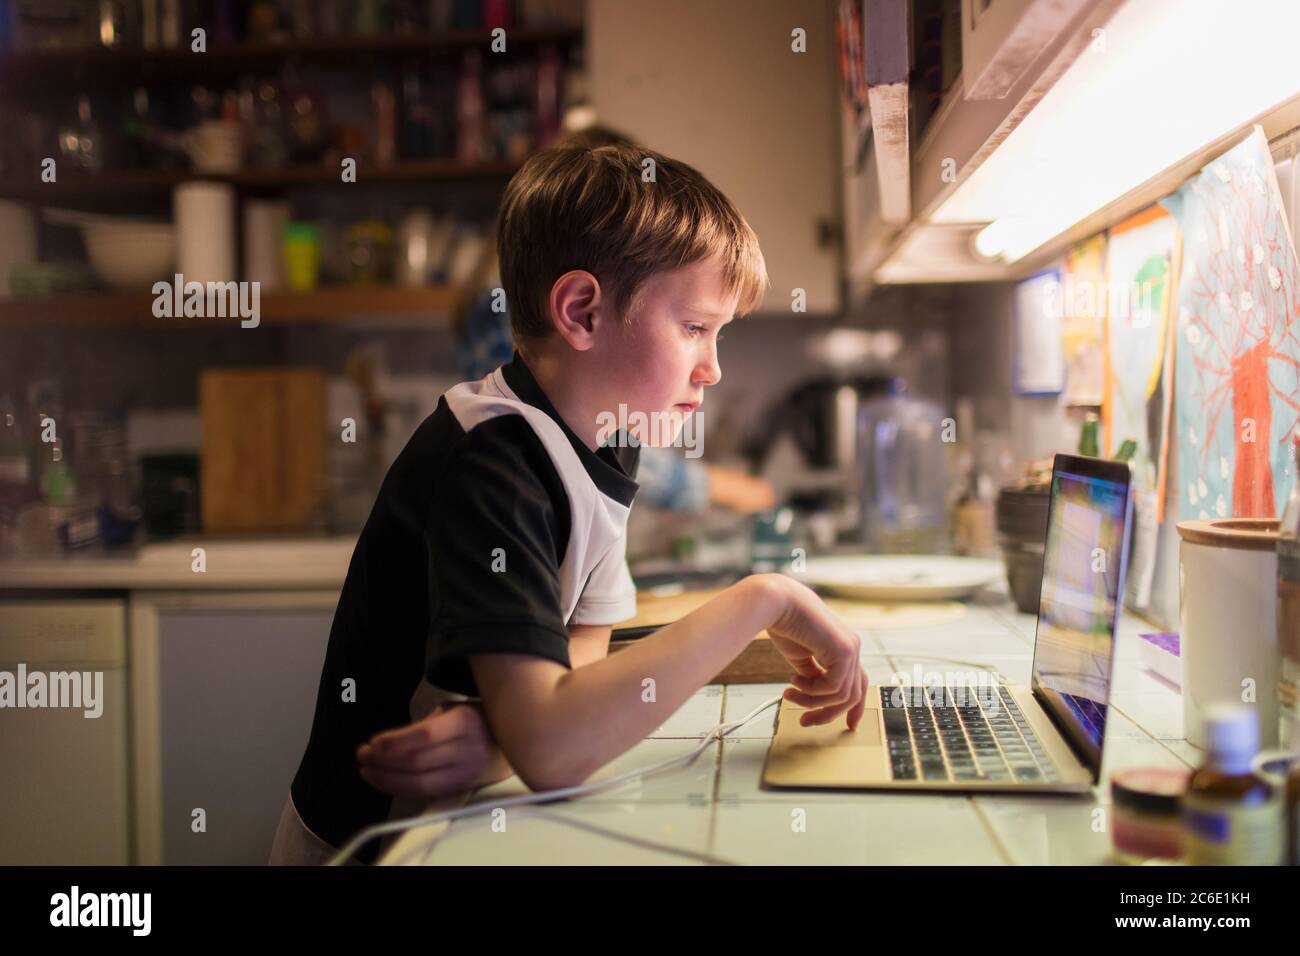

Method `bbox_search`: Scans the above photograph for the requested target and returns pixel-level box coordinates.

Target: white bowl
[83,221,176,289]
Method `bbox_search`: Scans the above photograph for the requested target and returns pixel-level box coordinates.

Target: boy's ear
[548,270,603,351]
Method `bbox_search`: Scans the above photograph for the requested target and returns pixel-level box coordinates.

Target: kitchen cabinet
[129,590,335,865]
[843,0,1125,296]
[588,0,841,315]
[0,599,131,865]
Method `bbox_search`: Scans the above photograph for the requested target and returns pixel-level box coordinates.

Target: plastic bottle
[1183,705,1285,865]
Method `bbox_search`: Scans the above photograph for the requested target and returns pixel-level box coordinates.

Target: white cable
[384,804,739,867]
[329,653,1017,866]
[326,694,782,866]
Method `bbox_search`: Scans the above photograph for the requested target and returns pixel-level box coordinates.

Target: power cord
[326,694,783,866]
[383,803,740,867]
[328,652,1015,866]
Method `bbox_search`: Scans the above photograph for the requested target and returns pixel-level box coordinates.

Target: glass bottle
[1183,705,1285,865]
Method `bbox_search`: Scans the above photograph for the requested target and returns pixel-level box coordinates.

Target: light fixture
[933,0,1300,262]
[972,220,1012,260]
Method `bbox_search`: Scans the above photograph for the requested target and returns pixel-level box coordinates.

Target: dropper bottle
[1183,704,1285,865]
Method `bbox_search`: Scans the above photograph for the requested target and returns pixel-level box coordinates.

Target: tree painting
[1164,127,1300,520]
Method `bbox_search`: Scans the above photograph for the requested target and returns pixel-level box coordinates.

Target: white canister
[242,199,289,291]
[1178,518,1280,749]
[174,182,236,285]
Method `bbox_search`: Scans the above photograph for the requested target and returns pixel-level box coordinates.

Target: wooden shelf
[0,159,521,204]
[0,285,465,326]
[0,28,583,94]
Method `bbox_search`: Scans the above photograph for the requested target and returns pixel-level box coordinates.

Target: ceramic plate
[791,555,1004,601]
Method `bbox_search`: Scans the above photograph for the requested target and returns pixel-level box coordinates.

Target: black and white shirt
[290,352,639,860]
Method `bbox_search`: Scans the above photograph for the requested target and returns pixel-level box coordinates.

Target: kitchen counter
[0,536,358,590]
[378,596,1197,866]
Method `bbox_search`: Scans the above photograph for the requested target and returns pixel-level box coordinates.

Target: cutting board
[613,586,790,684]
[611,586,969,684]
[199,368,328,533]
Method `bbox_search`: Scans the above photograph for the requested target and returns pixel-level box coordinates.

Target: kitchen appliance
[764,453,1134,793]
[1177,518,1281,749]
[766,373,893,472]
[856,382,951,553]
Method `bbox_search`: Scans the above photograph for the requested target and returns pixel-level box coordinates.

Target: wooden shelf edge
[0,160,521,203]
[0,285,465,326]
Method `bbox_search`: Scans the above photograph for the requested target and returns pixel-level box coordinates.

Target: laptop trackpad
[775,702,881,749]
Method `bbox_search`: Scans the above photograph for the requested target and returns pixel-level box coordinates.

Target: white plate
[790,555,1004,601]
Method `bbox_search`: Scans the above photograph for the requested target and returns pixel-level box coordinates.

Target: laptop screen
[1030,455,1133,775]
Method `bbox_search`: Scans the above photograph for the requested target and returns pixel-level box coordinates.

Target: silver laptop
[763,453,1134,794]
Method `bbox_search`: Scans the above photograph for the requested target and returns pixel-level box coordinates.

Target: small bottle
[1183,705,1285,865]
[456,51,486,164]
[1078,412,1100,458]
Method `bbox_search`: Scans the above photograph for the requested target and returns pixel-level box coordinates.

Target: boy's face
[592,257,736,446]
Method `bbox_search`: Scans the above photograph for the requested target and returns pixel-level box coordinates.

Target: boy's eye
[685,323,707,337]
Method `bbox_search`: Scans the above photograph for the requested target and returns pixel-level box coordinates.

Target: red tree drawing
[1183,150,1300,517]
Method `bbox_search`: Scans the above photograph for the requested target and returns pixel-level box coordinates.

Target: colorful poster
[1061,234,1107,407]
[1164,127,1300,520]
[1104,206,1178,521]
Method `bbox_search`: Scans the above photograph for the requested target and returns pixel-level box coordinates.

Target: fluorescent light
[933,0,1300,261]
[972,220,1011,260]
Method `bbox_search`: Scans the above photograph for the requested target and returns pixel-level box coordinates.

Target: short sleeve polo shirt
[289,352,639,859]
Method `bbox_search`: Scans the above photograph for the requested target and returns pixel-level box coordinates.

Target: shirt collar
[499,351,639,507]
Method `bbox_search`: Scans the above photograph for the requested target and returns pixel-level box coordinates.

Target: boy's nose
[695,345,722,387]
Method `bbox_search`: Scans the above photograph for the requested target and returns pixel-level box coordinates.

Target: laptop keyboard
[879,685,1061,784]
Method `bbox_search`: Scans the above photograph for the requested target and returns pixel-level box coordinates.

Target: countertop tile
[712,795,1005,865]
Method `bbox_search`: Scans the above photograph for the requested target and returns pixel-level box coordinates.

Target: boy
[270,143,868,865]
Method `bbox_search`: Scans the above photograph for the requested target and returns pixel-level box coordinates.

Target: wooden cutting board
[613,586,791,684]
[611,586,969,684]
[199,368,328,533]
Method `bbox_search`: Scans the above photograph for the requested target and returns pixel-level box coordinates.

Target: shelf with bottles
[0,3,582,209]
[0,0,583,95]
[0,28,583,94]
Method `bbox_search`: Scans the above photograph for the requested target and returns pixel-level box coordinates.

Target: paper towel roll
[242,199,288,291]
[174,182,236,285]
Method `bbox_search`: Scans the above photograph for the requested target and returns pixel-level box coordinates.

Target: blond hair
[496,142,768,349]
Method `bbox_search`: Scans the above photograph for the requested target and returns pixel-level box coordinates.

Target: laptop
[762,453,1134,794]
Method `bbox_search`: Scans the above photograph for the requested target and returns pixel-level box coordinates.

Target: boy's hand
[356,702,512,800]
[760,575,869,730]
